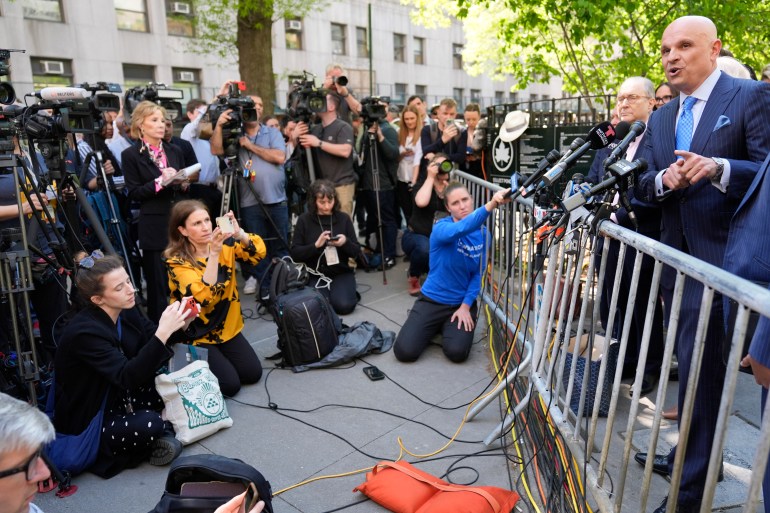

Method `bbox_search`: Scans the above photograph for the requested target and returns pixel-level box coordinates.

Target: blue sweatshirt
[420,205,490,306]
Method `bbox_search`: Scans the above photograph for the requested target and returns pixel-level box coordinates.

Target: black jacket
[53,306,174,435]
[123,143,188,250]
[290,211,359,277]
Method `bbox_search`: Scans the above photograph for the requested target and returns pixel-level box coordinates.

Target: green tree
[191,0,324,114]
[404,0,770,97]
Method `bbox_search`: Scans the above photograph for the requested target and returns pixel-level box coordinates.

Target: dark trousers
[102,385,164,458]
[395,181,413,228]
[394,296,478,363]
[142,249,170,323]
[316,272,357,315]
[205,332,263,397]
[594,237,664,374]
[668,278,727,507]
[361,189,397,259]
[401,229,430,278]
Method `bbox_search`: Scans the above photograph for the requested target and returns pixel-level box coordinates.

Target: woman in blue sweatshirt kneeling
[394,182,510,362]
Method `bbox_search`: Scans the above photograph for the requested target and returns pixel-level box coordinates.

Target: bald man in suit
[635,16,770,512]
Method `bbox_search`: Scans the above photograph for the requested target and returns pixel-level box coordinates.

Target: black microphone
[586,158,648,198]
[505,148,562,199]
[540,121,616,186]
[603,120,646,168]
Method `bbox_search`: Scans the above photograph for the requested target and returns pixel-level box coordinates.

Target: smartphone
[216,216,235,234]
[182,297,199,319]
[329,235,342,241]
[363,365,385,381]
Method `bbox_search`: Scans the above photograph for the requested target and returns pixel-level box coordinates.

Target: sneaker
[149,435,183,466]
[407,276,421,296]
[377,257,396,271]
[243,276,257,295]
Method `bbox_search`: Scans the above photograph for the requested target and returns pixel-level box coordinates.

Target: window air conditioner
[286,20,302,31]
[171,2,191,15]
[177,71,196,82]
[42,61,64,74]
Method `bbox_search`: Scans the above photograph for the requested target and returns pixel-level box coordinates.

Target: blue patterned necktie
[675,96,698,153]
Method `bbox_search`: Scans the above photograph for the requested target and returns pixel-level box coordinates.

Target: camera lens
[0,82,16,105]
[438,160,453,173]
[334,76,348,87]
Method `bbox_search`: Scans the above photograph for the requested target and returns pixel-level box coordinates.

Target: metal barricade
[455,170,770,512]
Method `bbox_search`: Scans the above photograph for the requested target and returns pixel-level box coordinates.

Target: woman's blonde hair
[129,101,167,139]
[398,105,423,147]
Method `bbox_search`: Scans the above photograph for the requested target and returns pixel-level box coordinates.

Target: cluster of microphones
[504,119,649,231]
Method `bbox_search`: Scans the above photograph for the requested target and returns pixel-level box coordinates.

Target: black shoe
[377,257,395,270]
[635,452,724,482]
[652,496,702,513]
[150,435,183,466]
[631,373,658,395]
[634,452,669,476]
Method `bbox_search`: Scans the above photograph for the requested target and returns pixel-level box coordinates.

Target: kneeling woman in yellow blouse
[164,200,266,396]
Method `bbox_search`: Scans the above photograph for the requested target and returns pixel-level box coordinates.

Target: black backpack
[149,454,273,513]
[266,257,340,367]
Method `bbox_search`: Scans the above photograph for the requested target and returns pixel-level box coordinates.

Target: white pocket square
[714,115,731,131]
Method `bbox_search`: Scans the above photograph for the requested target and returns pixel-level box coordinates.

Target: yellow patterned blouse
[166,233,266,345]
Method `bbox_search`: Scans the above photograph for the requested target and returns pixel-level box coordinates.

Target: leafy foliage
[402,0,770,96]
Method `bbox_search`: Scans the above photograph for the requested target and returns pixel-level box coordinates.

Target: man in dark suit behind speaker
[635,15,770,513]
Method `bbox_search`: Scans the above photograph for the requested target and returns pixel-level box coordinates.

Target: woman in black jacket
[290,180,359,314]
[122,101,189,321]
[53,253,191,477]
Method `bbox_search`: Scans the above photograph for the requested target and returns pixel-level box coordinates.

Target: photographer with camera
[402,154,451,296]
[356,99,400,270]
[210,86,288,298]
[122,101,189,322]
[292,93,356,217]
[181,99,222,217]
[323,63,361,125]
[418,98,468,181]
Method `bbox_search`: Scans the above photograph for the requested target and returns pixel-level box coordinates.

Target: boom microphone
[541,121,616,186]
[603,120,645,168]
[36,87,90,101]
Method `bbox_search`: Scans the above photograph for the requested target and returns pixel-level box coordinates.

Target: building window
[172,68,201,107]
[331,23,347,56]
[393,33,406,63]
[116,0,149,32]
[415,84,427,98]
[495,91,504,103]
[285,19,303,50]
[511,92,519,104]
[166,1,194,37]
[394,83,407,103]
[22,0,63,21]
[453,88,464,106]
[470,89,481,103]
[413,37,425,65]
[452,44,463,70]
[356,27,368,58]
[123,63,155,90]
[30,57,72,90]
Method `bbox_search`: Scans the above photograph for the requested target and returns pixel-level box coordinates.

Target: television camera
[286,71,328,123]
[207,81,258,158]
[123,82,184,124]
[360,96,389,126]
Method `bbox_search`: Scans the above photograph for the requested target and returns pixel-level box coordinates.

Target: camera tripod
[219,153,290,288]
[361,124,389,285]
[79,148,144,302]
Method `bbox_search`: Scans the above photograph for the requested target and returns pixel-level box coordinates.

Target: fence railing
[456,169,770,512]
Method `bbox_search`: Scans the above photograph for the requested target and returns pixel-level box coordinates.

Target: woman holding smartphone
[164,200,266,397]
[290,180,359,315]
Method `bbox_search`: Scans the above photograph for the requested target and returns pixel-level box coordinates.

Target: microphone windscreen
[613,121,631,142]
[586,121,616,150]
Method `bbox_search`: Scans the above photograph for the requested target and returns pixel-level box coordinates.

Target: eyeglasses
[655,94,674,104]
[77,249,105,270]
[0,448,43,481]
[616,94,650,104]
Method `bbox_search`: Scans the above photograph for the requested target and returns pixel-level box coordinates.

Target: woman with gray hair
[0,392,54,513]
